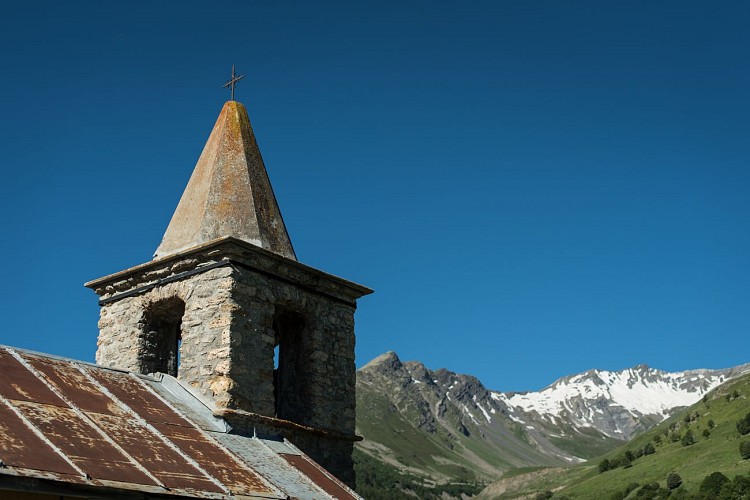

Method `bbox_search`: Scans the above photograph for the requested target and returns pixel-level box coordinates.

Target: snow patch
[476,403,492,423]
[461,404,479,425]
[508,414,524,424]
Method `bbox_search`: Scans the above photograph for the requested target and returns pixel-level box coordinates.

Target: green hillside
[356,376,493,482]
[355,381,488,499]
[479,373,750,499]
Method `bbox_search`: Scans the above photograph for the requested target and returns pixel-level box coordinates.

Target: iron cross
[223,65,245,101]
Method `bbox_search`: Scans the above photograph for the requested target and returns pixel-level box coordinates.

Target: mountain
[496,363,750,442]
[355,351,750,494]
[356,352,573,487]
[477,371,750,499]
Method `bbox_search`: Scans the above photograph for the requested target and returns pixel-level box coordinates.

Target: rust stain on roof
[90,368,192,426]
[154,422,273,494]
[0,350,66,406]
[281,453,359,499]
[25,355,126,416]
[90,412,224,492]
[12,400,158,486]
[0,402,79,476]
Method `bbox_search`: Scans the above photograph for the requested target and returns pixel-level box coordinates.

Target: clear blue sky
[1,1,748,392]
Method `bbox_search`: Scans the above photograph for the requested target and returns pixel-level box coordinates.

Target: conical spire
[154,101,296,260]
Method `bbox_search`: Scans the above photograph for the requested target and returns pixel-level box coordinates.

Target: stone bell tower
[86,99,371,485]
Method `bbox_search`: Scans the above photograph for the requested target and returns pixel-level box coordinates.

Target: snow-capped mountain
[355,352,750,484]
[494,364,750,440]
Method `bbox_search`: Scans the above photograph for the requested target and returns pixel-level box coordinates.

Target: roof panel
[24,354,126,416]
[89,369,191,426]
[154,423,276,496]
[0,350,66,407]
[12,401,157,485]
[281,453,359,500]
[90,413,223,493]
[0,402,80,476]
[214,434,334,500]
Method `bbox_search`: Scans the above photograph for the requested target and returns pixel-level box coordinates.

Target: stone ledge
[85,236,372,305]
[216,408,362,443]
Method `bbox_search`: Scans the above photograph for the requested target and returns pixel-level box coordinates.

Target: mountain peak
[362,351,402,371]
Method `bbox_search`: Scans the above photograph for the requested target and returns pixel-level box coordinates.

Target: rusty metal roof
[0,345,362,499]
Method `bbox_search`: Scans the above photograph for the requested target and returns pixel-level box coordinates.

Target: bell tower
[86,99,371,485]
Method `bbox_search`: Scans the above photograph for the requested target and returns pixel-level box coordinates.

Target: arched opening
[140,297,186,377]
[272,308,306,420]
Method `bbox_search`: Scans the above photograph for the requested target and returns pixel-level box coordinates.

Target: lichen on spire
[154,101,296,260]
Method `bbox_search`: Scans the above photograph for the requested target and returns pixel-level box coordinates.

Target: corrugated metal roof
[0,345,362,499]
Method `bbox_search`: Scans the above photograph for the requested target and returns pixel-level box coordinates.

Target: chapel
[0,81,371,499]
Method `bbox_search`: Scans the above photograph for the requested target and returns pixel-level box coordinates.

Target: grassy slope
[546,420,626,460]
[354,448,484,500]
[483,372,750,499]
[356,380,488,482]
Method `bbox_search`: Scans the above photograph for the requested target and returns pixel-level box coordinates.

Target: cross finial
[223,65,245,101]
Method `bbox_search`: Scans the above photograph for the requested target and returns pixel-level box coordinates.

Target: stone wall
[95,265,239,407]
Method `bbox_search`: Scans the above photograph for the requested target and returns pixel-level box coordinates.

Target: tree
[666,473,682,490]
[669,488,692,499]
[730,475,750,497]
[610,453,632,469]
[653,435,662,445]
[707,419,715,429]
[740,440,750,460]
[624,482,640,495]
[702,428,710,439]
[598,458,611,473]
[643,442,656,455]
[699,472,729,498]
[681,429,695,446]
[634,482,670,499]
[737,413,750,435]
[636,482,659,496]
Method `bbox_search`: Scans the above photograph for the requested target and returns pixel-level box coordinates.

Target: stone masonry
[88,238,370,484]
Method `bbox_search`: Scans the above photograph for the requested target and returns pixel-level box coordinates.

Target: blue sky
[1,1,748,391]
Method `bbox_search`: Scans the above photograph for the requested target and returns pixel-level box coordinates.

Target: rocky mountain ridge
[355,352,750,484]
